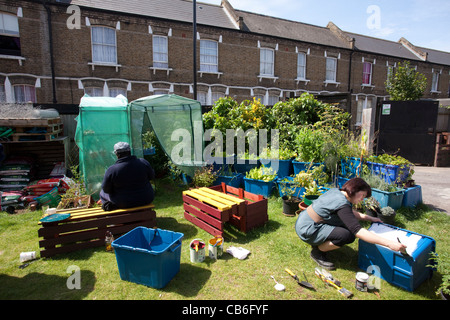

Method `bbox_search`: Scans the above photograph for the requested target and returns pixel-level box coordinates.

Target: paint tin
[20,251,36,263]
[189,239,205,263]
[208,237,223,259]
[355,272,369,292]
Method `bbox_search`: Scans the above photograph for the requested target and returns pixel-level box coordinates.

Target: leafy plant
[429,251,450,298]
[58,165,89,209]
[191,165,218,187]
[385,60,427,101]
[245,166,277,182]
[259,147,296,160]
[380,206,395,217]
[294,126,326,162]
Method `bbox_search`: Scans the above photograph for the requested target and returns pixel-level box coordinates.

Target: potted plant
[378,206,396,225]
[429,251,450,300]
[259,147,296,178]
[191,165,218,188]
[214,165,243,188]
[277,177,303,216]
[235,151,260,173]
[361,170,405,210]
[293,127,326,174]
[244,166,277,198]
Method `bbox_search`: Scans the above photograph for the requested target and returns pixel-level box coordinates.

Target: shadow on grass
[161,263,212,297]
[0,270,96,299]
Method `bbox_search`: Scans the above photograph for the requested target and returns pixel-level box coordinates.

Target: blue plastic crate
[371,188,404,209]
[402,185,423,208]
[234,158,260,173]
[276,176,305,198]
[261,159,292,177]
[292,161,324,175]
[214,173,243,188]
[243,177,274,198]
[340,157,362,178]
[358,223,435,292]
[112,227,184,289]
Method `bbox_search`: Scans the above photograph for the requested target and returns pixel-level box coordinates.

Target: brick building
[1,0,449,128]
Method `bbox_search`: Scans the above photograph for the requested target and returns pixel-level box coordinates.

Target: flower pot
[365,208,379,218]
[243,177,274,198]
[282,196,301,216]
[303,195,319,206]
[298,202,308,211]
[261,159,292,177]
[234,158,260,173]
[292,161,324,175]
[214,173,243,188]
[378,212,396,225]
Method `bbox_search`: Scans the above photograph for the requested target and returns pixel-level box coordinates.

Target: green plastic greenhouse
[75,94,204,198]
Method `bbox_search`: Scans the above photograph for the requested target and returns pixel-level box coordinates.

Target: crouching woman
[295,177,406,270]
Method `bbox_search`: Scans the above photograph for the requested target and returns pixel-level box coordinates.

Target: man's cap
[114,142,131,153]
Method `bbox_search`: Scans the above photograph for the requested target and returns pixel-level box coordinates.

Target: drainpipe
[42,0,57,103]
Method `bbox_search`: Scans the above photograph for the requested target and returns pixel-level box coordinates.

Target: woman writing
[295,177,407,270]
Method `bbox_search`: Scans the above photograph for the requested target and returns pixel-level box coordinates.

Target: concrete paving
[412,166,450,214]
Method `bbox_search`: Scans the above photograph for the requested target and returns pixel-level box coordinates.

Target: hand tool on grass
[314,268,353,298]
[270,276,286,291]
[285,268,315,290]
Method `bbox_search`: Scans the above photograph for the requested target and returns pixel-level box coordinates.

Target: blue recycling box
[112,227,184,289]
[358,223,436,292]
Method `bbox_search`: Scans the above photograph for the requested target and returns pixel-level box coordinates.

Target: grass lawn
[0,177,448,301]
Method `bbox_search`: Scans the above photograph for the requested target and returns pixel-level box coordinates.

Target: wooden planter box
[210,182,268,233]
[183,183,268,236]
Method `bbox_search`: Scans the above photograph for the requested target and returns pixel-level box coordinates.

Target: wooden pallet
[37,203,157,258]
[183,183,268,236]
[0,117,63,141]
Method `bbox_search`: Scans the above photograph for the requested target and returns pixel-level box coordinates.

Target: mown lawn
[0,177,448,301]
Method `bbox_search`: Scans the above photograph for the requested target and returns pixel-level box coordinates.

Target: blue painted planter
[276,176,305,198]
[292,161,324,175]
[234,158,260,173]
[340,157,362,178]
[243,177,274,198]
[261,159,293,178]
[214,173,244,188]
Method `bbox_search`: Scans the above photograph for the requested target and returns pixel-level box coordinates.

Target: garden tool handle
[285,268,295,277]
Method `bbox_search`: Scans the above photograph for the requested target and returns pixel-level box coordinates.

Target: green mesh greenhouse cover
[75,94,204,198]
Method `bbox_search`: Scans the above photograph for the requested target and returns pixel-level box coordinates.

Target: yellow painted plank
[183,190,231,210]
[194,189,238,207]
[200,188,245,204]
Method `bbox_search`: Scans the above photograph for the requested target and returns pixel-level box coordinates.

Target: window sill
[361,84,375,89]
[0,54,26,66]
[323,80,340,87]
[198,71,223,79]
[88,62,122,72]
[258,75,278,82]
[149,67,173,75]
[295,78,310,85]
[430,90,441,94]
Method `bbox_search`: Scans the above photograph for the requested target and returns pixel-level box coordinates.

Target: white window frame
[152,35,169,69]
[89,26,121,71]
[84,87,103,97]
[325,57,337,83]
[362,62,373,86]
[198,40,222,78]
[431,70,440,93]
[0,12,22,60]
[13,84,36,103]
[260,48,274,77]
[297,52,306,80]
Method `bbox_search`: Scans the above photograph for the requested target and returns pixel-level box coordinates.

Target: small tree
[385,61,427,101]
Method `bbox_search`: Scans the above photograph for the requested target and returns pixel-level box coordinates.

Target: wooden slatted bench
[183,182,268,236]
[38,203,156,258]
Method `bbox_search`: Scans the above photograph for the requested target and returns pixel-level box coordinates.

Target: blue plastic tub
[112,227,184,289]
[402,185,423,208]
[234,158,260,173]
[292,161,324,175]
[214,173,243,188]
[358,223,435,292]
[340,157,362,178]
[276,176,305,198]
[371,188,404,210]
[261,159,292,178]
[243,177,274,198]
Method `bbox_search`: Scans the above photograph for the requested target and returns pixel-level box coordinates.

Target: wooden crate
[183,187,234,237]
[209,183,268,233]
[38,204,157,258]
[183,183,268,236]
[0,118,63,141]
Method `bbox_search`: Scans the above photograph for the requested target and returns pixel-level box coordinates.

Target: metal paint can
[189,239,205,263]
[355,272,369,292]
[208,237,223,259]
